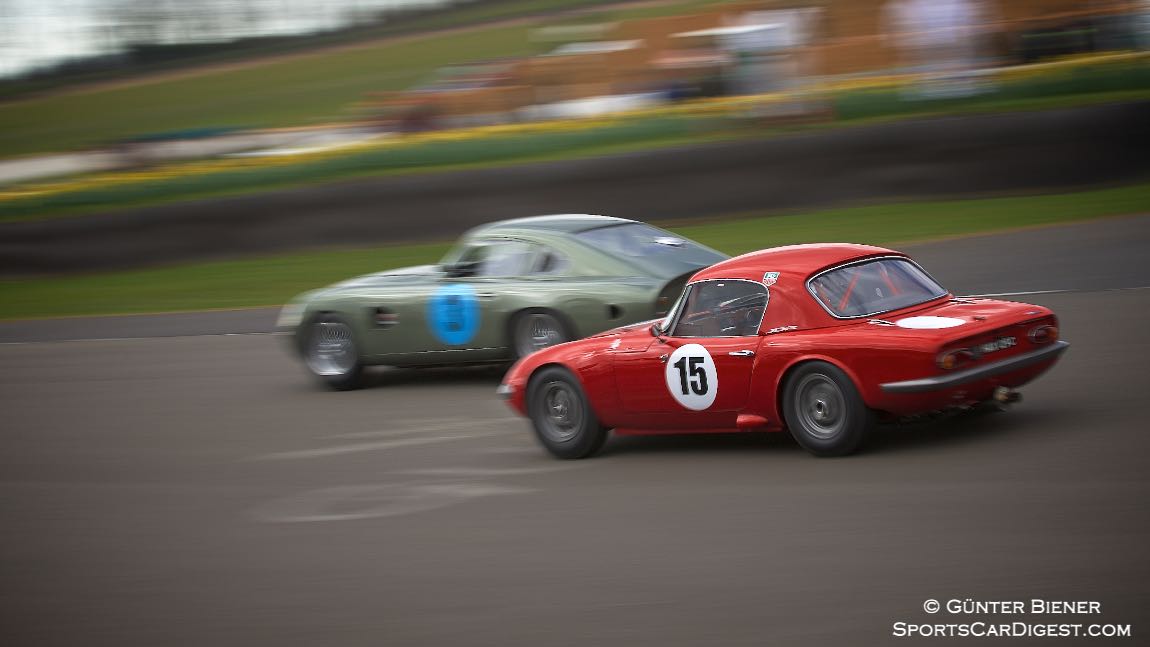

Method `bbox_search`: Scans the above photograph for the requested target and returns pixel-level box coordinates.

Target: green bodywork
[279,214,727,366]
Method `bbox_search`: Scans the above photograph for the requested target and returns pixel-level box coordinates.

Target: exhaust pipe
[993,386,1022,406]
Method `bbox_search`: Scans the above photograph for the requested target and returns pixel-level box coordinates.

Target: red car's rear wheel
[782,362,872,457]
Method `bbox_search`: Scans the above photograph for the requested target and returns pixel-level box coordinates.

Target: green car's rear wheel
[304,314,365,391]
[512,310,570,359]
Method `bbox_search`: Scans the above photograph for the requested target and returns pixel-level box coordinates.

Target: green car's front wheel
[304,314,365,390]
[511,310,570,359]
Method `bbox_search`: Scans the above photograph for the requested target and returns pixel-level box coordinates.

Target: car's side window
[669,280,768,337]
[458,240,537,277]
[529,246,570,276]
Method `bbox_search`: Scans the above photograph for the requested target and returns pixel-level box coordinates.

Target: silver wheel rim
[537,380,583,444]
[795,374,845,440]
[306,321,357,376]
[516,313,565,357]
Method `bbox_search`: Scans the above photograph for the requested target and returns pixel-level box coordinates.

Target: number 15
[673,356,708,396]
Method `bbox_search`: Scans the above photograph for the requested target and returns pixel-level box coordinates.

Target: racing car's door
[614,279,767,428]
[423,238,537,358]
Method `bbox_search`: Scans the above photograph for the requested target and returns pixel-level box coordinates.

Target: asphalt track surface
[2,216,1149,646]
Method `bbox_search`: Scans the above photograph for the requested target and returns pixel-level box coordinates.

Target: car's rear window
[808,257,947,318]
[575,223,726,276]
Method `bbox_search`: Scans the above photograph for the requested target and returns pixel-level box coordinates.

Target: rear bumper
[880,341,1069,394]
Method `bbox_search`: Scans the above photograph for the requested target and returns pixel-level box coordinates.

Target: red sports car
[498,243,1069,458]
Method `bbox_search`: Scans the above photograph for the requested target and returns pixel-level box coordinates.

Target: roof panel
[692,243,901,282]
[474,214,635,235]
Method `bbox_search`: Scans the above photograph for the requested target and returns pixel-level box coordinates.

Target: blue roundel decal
[427,283,480,345]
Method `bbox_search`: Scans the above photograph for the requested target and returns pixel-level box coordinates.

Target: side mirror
[650,323,666,340]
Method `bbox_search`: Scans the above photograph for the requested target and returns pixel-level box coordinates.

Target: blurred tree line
[0,0,609,100]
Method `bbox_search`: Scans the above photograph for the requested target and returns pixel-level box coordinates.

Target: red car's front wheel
[782,362,873,457]
[527,367,607,459]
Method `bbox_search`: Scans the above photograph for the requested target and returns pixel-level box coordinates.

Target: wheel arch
[524,358,618,427]
[526,360,576,388]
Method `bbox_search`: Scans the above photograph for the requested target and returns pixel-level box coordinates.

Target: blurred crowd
[370,0,1149,131]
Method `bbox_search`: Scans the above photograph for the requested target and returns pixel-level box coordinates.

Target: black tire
[303,314,366,391]
[527,367,607,459]
[782,361,873,457]
[511,310,571,360]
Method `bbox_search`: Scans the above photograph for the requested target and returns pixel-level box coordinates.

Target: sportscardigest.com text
[893,599,1133,639]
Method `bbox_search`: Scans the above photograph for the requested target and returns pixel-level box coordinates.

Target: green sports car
[277,214,727,389]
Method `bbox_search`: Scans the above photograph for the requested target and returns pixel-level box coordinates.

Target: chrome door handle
[659,353,669,363]
[728,350,755,357]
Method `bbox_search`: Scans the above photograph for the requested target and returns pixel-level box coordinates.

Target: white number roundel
[664,343,718,411]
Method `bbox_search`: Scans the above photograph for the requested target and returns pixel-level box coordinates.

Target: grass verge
[1,182,1147,320]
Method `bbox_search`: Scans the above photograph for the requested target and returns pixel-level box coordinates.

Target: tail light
[937,348,975,370]
[1028,325,1058,344]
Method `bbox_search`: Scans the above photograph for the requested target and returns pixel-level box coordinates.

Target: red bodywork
[500,244,1068,434]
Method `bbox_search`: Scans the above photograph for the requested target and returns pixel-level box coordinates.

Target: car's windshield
[575,223,726,276]
[808,257,947,318]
